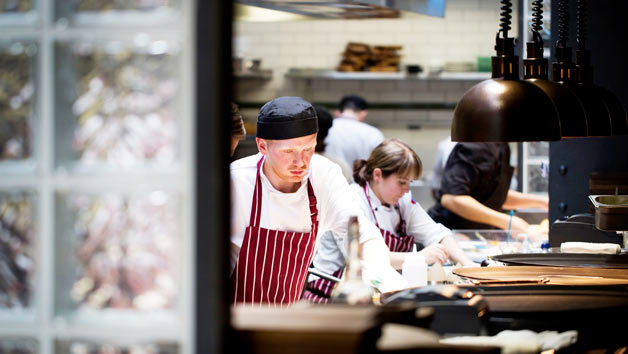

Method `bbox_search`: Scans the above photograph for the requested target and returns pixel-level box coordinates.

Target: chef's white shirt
[230,153,383,273]
[324,117,385,173]
[430,136,457,190]
[354,183,452,245]
[309,183,452,280]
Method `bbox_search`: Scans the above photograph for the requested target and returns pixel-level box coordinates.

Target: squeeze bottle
[401,244,427,287]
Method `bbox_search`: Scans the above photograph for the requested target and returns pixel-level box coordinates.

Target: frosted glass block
[55,0,180,26]
[0,191,35,311]
[0,0,32,13]
[0,41,37,163]
[54,191,180,321]
[54,39,180,172]
[0,337,37,353]
[0,0,37,26]
[56,340,178,354]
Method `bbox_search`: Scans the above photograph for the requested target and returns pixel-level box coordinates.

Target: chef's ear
[359,110,369,121]
[372,168,382,181]
[256,138,269,155]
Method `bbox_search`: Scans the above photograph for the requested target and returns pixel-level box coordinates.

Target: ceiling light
[451,0,561,142]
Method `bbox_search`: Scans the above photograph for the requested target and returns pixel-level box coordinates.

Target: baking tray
[491,252,628,269]
[453,266,628,285]
[589,195,628,231]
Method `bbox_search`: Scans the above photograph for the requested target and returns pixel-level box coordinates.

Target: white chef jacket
[230,153,383,273]
[324,117,385,173]
[309,183,452,280]
[430,136,457,190]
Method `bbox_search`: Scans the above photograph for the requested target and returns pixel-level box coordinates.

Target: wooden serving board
[453,266,628,285]
[492,253,628,269]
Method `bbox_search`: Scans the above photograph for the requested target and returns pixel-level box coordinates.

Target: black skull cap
[257,96,318,140]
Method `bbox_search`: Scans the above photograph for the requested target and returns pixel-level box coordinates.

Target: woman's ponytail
[352,159,368,186]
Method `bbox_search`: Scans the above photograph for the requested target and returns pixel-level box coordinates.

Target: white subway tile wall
[234,0,518,198]
[233,0,517,113]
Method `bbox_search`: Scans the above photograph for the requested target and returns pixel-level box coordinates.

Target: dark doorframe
[195,1,233,353]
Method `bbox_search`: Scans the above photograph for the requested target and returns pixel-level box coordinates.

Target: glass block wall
[0,1,194,353]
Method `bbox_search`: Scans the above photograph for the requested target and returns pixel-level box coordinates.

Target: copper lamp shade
[452,78,560,142]
[451,26,561,142]
[569,84,611,136]
[597,86,628,135]
[574,50,628,135]
[571,49,614,136]
[551,45,608,136]
[524,35,588,137]
[527,79,587,136]
[452,0,560,142]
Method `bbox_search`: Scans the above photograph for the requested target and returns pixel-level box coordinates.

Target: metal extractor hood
[235,0,445,19]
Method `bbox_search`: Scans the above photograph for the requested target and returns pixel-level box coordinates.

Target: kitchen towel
[560,242,621,254]
[440,329,578,353]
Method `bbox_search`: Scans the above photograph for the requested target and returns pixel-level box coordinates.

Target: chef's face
[257,133,317,186]
[372,170,414,205]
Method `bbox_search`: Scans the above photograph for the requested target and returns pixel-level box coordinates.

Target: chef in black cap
[230,96,392,305]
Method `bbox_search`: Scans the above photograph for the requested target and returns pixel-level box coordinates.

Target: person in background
[230,96,393,305]
[324,94,385,178]
[313,104,352,182]
[231,102,246,157]
[304,139,474,303]
[430,136,458,200]
[428,143,548,235]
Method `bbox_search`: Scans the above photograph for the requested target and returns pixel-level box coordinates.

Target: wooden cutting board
[453,266,628,285]
[491,252,628,268]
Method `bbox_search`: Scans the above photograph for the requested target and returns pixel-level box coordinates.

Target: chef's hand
[509,215,529,237]
[418,244,449,265]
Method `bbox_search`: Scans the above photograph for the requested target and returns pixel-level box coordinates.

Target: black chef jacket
[427,143,514,230]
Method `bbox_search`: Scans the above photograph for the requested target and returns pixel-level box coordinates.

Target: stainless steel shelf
[285,69,490,81]
[234,70,273,80]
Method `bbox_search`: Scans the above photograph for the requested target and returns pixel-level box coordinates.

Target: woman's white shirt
[354,183,451,246]
[309,183,452,282]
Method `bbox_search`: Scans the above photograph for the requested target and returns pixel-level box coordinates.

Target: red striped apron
[231,157,319,306]
[363,183,414,252]
[301,267,344,304]
[302,184,414,304]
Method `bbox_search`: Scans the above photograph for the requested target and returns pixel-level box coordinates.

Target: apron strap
[250,156,318,233]
[307,180,318,234]
[364,183,406,236]
[395,206,407,236]
[249,156,265,228]
[363,183,381,228]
